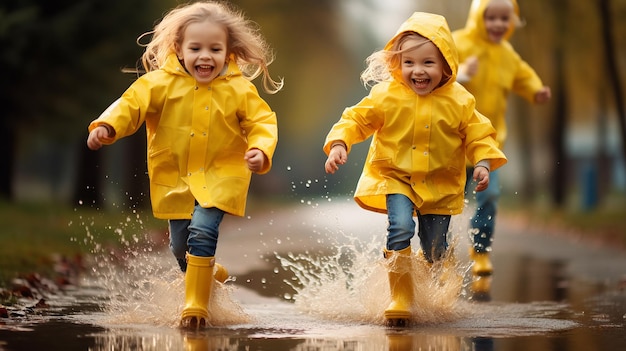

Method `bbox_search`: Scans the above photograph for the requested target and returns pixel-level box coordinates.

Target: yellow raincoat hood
[452,0,543,148]
[464,0,520,43]
[324,12,507,216]
[384,12,458,91]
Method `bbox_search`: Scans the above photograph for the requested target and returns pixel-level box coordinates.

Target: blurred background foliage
[1,0,625,217]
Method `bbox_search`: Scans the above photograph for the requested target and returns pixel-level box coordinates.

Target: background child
[453,0,551,278]
[323,12,507,326]
[87,1,282,328]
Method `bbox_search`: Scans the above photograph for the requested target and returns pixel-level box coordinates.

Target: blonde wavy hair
[360,32,452,89]
[137,1,283,94]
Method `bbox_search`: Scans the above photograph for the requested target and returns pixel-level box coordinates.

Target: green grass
[0,200,166,287]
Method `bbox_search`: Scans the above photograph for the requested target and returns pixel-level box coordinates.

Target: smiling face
[483,0,514,43]
[399,37,444,96]
[176,20,228,84]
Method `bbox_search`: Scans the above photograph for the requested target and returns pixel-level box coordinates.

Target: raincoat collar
[384,12,458,91]
[464,0,520,43]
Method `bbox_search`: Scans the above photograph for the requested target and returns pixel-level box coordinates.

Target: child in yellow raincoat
[323,12,507,326]
[453,0,551,278]
[86,1,282,328]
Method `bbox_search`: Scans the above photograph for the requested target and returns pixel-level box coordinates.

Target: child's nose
[200,50,212,59]
[414,67,425,75]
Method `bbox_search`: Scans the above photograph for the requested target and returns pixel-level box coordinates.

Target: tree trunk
[73,141,105,209]
[551,49,568,206]
[0,112,15,200]
[598,0,626,165]
[550,0,568,206]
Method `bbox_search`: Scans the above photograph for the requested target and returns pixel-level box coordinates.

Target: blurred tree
[231,0,367,196]
[599,0,626,164]
[0,0,167,203]
[549,0,568,206]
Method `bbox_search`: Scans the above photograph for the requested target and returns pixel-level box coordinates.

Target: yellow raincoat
[323,12,507,215]
[89,54,278,219]
[452,0,544,147]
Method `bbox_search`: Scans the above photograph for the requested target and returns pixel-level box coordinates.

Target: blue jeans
[386,194,450,263]
[465,168,500,253]
[168,204,225,272]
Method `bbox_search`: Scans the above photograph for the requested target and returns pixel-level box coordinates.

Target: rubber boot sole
[384,310,411,328]
[386,317,411,328]
[180,315,208,329]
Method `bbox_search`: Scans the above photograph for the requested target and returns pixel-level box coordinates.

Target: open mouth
[489,30,506,39]
[196,65,214,77]
[412,78,430,89]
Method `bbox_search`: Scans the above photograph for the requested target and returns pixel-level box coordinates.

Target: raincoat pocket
[214,152,250,179]
[429,167,462,195]
[148,148,179,187]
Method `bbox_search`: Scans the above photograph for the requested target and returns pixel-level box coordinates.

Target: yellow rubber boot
[214,263,228,283]
[438,251,463,290]
[181,254,215,329]
[470,276,492,302]
[383,246,414,327]
[469,248,493,276]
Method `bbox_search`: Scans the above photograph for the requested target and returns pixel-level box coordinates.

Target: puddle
[1,202,625,350]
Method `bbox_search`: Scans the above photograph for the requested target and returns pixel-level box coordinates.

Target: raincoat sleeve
[237,83,278,175]
[511,57,544,104]
[461,102,507,172]
[88,75,156,144]
[323,92,384,155]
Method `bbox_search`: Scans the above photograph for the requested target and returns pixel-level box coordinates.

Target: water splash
[277,233,470,326]
[80,213,249,328]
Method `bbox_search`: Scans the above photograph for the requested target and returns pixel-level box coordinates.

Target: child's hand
[325,144,347,174]
[245,148,266,173]
[458,56,479,79]
[87,125,112,150]
[464,56,479,77]
[473,166,490,192]
[534,86,552,104]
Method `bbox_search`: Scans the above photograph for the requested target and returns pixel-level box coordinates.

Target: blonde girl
[87,1,282,328]
[323,12,506,326]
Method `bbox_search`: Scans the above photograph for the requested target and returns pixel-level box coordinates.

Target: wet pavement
[1,200,625,350]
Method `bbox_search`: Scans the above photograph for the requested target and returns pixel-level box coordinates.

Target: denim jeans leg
[471,169,500,253]
[386,194,416,251]
[187,205,225,258]
[416,213,450,263]
[169,219,191,272]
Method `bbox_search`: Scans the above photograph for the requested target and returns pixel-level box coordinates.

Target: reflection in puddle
[2,250,615,351]
[77,212,583,351]
[6,203,624,350]
[70,240,582,351]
